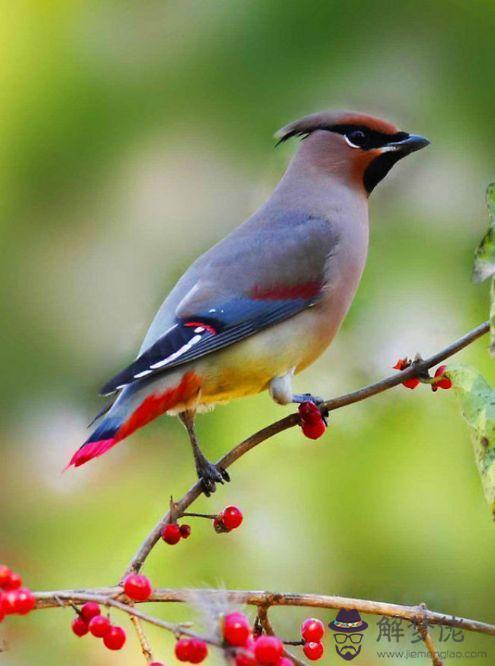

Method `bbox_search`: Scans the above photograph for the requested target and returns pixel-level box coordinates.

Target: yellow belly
[194,305,336,406]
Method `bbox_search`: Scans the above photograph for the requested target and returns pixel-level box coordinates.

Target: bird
[68,110,429,495]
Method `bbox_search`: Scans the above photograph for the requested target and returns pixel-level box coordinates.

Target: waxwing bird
[68,110,429,495]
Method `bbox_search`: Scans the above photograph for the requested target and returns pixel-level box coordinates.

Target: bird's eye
[345,130,367,148]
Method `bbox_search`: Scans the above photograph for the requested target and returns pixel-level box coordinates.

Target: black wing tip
[99,376,127,396]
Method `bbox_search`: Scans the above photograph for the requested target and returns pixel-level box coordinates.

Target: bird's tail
[66,381,139,469]
[67,370,201,469]
[66,411,124,469]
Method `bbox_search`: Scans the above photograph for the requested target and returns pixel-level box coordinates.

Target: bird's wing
[100,292,319,394]
[100,214,337,395]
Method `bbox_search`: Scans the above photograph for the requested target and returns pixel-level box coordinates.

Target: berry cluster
[162,522,192,545]
[220,610,324,666]
[162,506,244,544]
[175,637,209,663]
[301,618,325,660]
[298,402,327,440]
[222,611,284,665]
[393,359,452,392]
[0,565,35,620]
[71,602,126,651]
[222,612,326,664]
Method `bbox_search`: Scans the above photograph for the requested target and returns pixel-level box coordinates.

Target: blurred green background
[1,1,495,664]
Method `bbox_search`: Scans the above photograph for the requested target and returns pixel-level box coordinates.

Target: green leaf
[473,182,495,283]
[491,280,495,357]
[448,364,495,519]
[473,183,495,354]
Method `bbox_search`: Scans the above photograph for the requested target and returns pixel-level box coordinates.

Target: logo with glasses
[328,609,368,661]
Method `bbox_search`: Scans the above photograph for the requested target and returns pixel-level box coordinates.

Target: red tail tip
[66,438,117,470]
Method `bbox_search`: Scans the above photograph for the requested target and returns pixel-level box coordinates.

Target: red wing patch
[250,281,321,301]
[116,372,201,441]
[184,321,217,335]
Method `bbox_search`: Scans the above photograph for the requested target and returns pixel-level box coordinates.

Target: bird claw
[294,392,329,420]
[197,459,230,496]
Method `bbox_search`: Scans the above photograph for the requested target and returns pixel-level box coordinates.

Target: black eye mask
[330,124,409,150]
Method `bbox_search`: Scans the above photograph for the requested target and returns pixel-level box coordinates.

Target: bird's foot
[292,393,329,421]
[196,457,230,497]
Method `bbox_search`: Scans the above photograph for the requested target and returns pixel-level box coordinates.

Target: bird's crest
[275,110,400,145]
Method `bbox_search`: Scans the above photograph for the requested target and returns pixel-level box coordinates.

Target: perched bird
[68,110,429,494]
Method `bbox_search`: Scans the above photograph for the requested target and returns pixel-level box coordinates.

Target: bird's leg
[269,374,328,421]
[178,410,230,497]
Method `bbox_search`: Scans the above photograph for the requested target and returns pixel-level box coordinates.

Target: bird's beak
[382,133,430,155]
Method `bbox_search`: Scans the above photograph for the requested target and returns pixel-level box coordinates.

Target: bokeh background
[1,1,495,664]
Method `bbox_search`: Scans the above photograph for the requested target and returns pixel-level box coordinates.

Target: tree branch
[20,321,493,663]
[33,590,219,646]
[124,320,489,576]
[33,587,495,638]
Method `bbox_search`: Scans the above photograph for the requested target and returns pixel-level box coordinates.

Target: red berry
[188,638,208,663]
[433,365,452,391]
[299,401,322,422]
[0,597,5,623]
[80,601,101,621]
[162,523,182,545]
[254,636,284,665]
[180,524,192,539]
[12,588,35,615]
[221,506,244,531]
[71,616,89,637]
[4,572,22,590]
[301,618,325,643]
[175,638,193,662]
[299,402,327,439]
[223,611,251,646]
[213,516,228,533]
[103,625,126,650]
[124,574,152,602]
[1,590,17,615]
[301,419,326,439]
[303,642,324,660]
[0,566,13,589]
[89,614,111,637]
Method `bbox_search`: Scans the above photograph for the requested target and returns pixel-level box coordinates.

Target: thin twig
[182,512,217,519]
[257,605,306,666]
[417,607,444,666]
[33,587,495,638]
[124,320,489,577]
[130,615,154,663]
